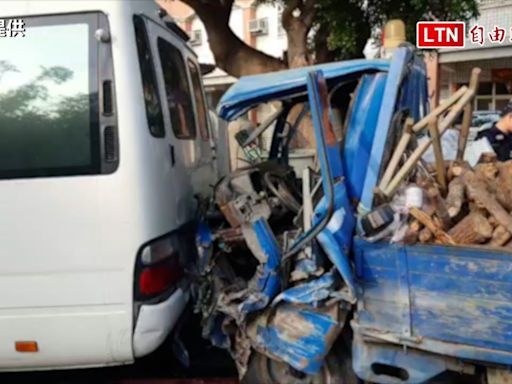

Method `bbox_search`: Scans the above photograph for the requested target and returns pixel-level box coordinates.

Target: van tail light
[135,234,183,300]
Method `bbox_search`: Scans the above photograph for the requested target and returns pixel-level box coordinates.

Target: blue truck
[194,46,512,384]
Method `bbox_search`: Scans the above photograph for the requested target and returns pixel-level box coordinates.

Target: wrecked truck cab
[194,47,429,383]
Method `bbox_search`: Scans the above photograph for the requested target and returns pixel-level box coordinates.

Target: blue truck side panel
[353,239,512,369]
[352,333,452,384]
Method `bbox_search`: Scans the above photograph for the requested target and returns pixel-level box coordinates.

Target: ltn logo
[416,22,465,48]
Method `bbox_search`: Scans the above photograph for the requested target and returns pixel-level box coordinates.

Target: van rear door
[0,12,135,368]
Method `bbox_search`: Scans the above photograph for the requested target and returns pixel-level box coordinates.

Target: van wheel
[242,349,357,384]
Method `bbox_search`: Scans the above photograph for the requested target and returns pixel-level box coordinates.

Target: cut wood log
[409,207,455,245]
[448,162,471,179]
[426,186,451,230]
[488,215,499,228]
[419,228,433,243]
[469,202,489,218]
[446,177,465,219]
[403,232,418,245]
[490,225,512,246]
[403,220,421,245]
[496,161,512,211]
[462,170,512,235]
[475,162,498,194]
[479,152,497,163]
[448,212,493,244]
[475,162,498,180]
[409,220,422,233]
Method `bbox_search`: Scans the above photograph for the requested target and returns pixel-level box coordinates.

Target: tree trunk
[203,22,285,77]
[282,0,316,68]
[179,0,286,77]
[286,19,310,68]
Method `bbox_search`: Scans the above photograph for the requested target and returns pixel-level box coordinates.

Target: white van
[0,0,214,370]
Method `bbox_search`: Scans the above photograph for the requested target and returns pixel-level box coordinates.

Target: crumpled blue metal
[239,218,282,315]
[217,59,390,121]
[313,181,357,301]
[195,221,213,275]
[252,303,341,375]
[272,270,339,306]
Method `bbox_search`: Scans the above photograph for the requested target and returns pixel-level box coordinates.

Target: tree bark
[314,24,336,64]
[463,169,512,234]
[179,0,286,77]
[282,0,316,68]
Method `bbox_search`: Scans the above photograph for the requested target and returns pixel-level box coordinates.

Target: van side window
[188,60,209,140]
[157,38,196,140]
[133,15,165,138]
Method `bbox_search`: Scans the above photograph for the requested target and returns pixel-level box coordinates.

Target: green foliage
[316,0,371,60]
[320,0,478,59]
[258,0,479,60]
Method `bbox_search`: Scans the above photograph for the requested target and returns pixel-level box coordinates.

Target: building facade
[429,0,512,110]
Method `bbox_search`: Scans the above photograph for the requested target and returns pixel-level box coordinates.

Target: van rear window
[157,37,196,140]
[0,14,101,179]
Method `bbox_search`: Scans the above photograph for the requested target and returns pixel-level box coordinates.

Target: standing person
[477,102,512,161]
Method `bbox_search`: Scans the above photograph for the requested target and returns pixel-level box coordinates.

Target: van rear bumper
[0,306,133,371]
[132,287,189,358]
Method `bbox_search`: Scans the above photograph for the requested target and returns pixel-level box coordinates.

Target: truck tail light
[135,234,183,300]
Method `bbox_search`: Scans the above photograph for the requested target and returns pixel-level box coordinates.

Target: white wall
[189,5,245,65]
[230,6,244,40]
[190,17,214,64]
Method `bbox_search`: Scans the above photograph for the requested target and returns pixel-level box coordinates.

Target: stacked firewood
[403,155,512,248]
[370,66,512,249]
